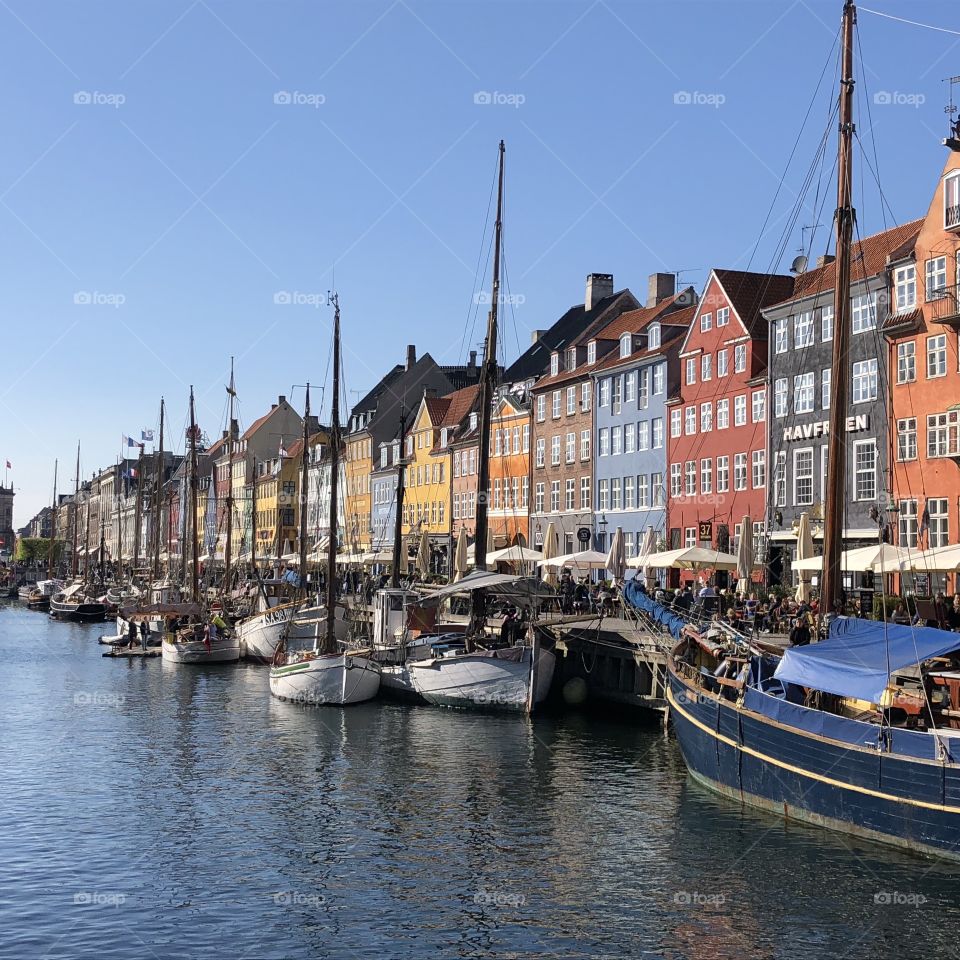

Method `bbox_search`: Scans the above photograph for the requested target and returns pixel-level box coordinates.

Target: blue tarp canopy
[622,580,688,639]
[774,617,960,702]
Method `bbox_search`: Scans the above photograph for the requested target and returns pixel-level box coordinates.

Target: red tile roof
[242,407,278,440]
[593,303,698,373]
[771,219,923,307]
[423,396,450,426]
[439,383,479,427]
[713,269,796,338]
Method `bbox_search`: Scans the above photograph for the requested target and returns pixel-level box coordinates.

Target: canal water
[3,603,960,960]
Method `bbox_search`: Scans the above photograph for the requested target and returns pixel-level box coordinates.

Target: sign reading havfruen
[782,414,870,443]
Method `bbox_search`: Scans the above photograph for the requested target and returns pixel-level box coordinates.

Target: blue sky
[2,0,958,524]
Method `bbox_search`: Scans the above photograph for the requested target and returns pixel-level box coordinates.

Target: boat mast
[188,386,201,603]
[132,442,145,576]
[152,399,165,580]
[821,0,857,620]
[321,300,342,656]
[47,458,58,580]
[83,485,91,584]
[469,139,505,649]
[71,442,80,578]
[115,458,123,578]
[390,409,407,589]
[299,385,311,596]
[224,359,235,595]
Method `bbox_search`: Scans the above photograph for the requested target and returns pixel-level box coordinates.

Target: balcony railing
[945,202,960,232]
[930,285,960,325]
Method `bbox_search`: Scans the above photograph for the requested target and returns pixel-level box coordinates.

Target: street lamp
[597,512,608,551]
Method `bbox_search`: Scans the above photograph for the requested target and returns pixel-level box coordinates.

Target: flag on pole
[141,429,154,443]
[122,435,143,449]
[5,460,9,469]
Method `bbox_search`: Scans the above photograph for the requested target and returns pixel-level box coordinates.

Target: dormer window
[380,448,387,469]
[619,333,632,358]
[567,346,577,371]
[469,412,478,431]
[440,428,448,447]
[392,440,400,464]
[587,340,597,364]
[945,171,960,231]
[647,323,660,350]
[406,435,413,456]
[550,352,560,377]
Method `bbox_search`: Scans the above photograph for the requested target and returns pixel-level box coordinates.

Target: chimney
[816,254,836,269]
[469,350,477,367]
[585,273,614,311]
[278,394,286,405]
[406,344,417,370]
[647,272,675,308]
[530,329,547,345]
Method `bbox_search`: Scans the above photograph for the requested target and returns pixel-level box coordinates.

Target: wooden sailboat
[408,141,556,712]
[269,297,380,704]
[162,387,240,663]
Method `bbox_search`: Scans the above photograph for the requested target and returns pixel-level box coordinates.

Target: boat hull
[409,647,555,713]
[269,653,380,705]
[238,604,347,662]
[161,636,240,663]
[50,601,106,622]
[667,669,960,861]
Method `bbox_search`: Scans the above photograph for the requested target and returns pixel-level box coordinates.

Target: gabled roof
[242,404,288,441]
[771,219,923,308]
[712,269,796,338]
[593,303,697,373]
[440,383,479,428]
[424,396,451,425]
[502,288,640,383]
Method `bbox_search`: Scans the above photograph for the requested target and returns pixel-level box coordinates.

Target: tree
[15,538,63,565]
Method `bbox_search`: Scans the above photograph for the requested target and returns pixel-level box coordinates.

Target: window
[620,333,632,358]
[550,353,559,377]
[734,395,747,426]
[580,430,590,460]
[587,341,597,364]
[852,358,877,403]
[717,398,730,429]
[774,451,786,507]
[670,409,682,438]
[552,390,562,418]
[652,363,665,395]
[927,411,960,458]
[647,323,661,349]
[897,417,917,461]
[580,476,590,510]
[716,456,730,493]
[734,343,747,373]
[625,371,637,404]
[638,368,650,409]
[717,349,728,376]
[685,357,697,385]
[598,429,609,457]
[638,421,650,451]
[752,449,765,489]
[624,422,636,454]
[638,474,650,508]
[611,426,623,456]
[610,478,622,510]
[894,265,916,313]
[929,498,949,548]
[567,346,577,371]
[652,473,665,507]
[897,342,916,383]
[598,479,609,511]
[821,305,834,342]
[523,424,530,452]
[899,498,918,547]
[453,450,461,477]
[652,418,664,449]
[685,527,697,548]
[684,406,696,435]
[946,172,960,229]
[599,379,610,407]
[453,492,461,520]
[535,438,545,468]
[670,463,682,497]
[701,354,712,381]
[551,435,561,465]
[535,482,545,513]
[717,306,730,326]
[774,317,788,354]
[794,312,813,348]
[565,478,575,510]
[521,477,528,508]
[853,440,877,501]
[494,429,502,455]
[794,448,814,505]
[566,386,577,415]
[684,461,696,496]
[536,395,545,422]
[611,376,622,411]
[794,372,815,414]
[700,458,712,494]
[551,481,561,512]
[752,389,765,422]
[851,293,877,333]
[624,475,635,509]
[565,432,576,463]
[926,256,948,301]
[700,311,712,332]
[581,381,591,411]
[821,368,831,410]
[493,478,502,510]
[734,452,747,491]
[927,334,947,379]
[700,402,713,432]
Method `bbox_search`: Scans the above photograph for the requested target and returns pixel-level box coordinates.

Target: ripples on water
[2,602,960,959]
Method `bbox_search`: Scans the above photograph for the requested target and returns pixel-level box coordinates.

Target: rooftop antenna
[945,75,960,141]
[800,223,823,255]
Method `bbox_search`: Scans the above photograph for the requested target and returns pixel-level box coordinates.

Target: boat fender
[345,656,354,670]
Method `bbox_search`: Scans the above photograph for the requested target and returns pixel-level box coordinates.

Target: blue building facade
[592,302,695,565]
[370,438,402,552]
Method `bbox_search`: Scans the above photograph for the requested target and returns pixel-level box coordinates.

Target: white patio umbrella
[795,512,813,603]
[541,522,559,585]
[793,543,914,573]
[605,527,626,580]
[486,545,544,565]
[416,529,430,577]
[736,514,754,583]
[453,527,469,582]
[637,526,657,581]
[626,546,741,570]
[543,549,608,570]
